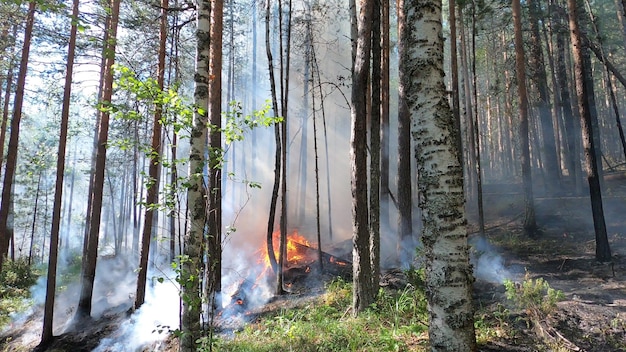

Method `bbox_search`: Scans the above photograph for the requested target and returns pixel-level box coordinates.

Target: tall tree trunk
[512,0,537,237]
[0,26,16,181]
[76,0,120,318]
[380,0,390,232]
[528,0,561,193]
[459,7,476,207]
[277,0,292,296]
[403,1,476,350]
[181,0,211,349]
[135,0,168,310]
[351,0,374,314]
[206,0,223,314]
[264,0,280,286]
[0,1,36,272]
[470,1,484,235]
[396,0,412,265]
[586,0,626,165]
[29,173,42,266]
[41,0,79,343]
[449,0,462,165]
[369,0,381,299]
[582,44,604,191]
[553,1,581,191]
[567,0,612,262]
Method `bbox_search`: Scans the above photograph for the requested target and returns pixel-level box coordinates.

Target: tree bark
[567,0,612,262]
[41,0,79,343]
[402,1,476,350]
[449,0,462,166]
[0,1,36,273]
[396,0,412,266]
[512,0,537,237]
[76,0,120,318]
[528,0,561,193]
[380,0,390,233]
[369,0,381,298]
[206,0,223,310]
[351,0,374,314]
[181,0,211,349]
[135,0,168,310]
[265,0,281,287]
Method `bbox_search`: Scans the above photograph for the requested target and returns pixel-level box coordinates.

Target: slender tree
[40,0,80,344]
[264,0,281,285]
[351,0,375,313]
[206,0,223,310]
[181,0,211,349]
[403,0,476,349]
[76,0,121,319]
[368,0,381,296]
[397,0,412,265]
[135,0,168,310]
[0,1,36,273]
[568,0,612,262]
[380,0,390,232]
[528,0,561,192]
[512,0,537,237]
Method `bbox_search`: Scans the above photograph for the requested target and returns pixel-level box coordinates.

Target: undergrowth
[210,271,429,352]
[504,273,564,323]
[0,259,40,329]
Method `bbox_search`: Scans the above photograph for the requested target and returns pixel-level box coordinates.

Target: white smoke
[93,270,179,352]
[469,235,512,284]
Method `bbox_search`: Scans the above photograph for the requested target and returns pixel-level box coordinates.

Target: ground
[474,181,626,352]
[1,181,625,351]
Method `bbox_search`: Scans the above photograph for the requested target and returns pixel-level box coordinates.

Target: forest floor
[1,179,626,351]
[474,179,626,352]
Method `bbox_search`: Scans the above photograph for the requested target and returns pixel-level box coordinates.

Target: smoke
[469,235,513,284]
[93,270,179,352]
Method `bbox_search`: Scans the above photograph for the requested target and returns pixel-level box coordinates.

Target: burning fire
[260,230,317,268]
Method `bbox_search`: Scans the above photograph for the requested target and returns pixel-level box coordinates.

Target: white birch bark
[401,0,476,350]
[181,0,211,350]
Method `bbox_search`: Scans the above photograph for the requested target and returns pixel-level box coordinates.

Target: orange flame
[330,256,348,266]
[260,230,316,268]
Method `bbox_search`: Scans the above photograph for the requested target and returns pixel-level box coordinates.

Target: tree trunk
[181,0,211,349]
[567,0,612,262]
[76,0,120,318]
[470,2,485,235]
[41,0,79,343]
[528,0,561,193]
[351,0,374,314]
[29,173,42,266]
[402,1,476,350]
[553,1,581,191]
[264,0,281,285]
[0,1,36,273]
[586,1,626,167]
[396,0,412,266]
[0,26,16,181]
[512,0,537,237]
[449,0,462,166]
[135,0,168,310]
[380,0,390,234]
[369,0,381,298]
[206,0,223,313]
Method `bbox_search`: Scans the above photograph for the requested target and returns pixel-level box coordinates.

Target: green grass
[0,259,41,329]
[210,275,429,352]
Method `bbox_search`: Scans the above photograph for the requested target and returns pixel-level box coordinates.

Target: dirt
[474,186,626,352]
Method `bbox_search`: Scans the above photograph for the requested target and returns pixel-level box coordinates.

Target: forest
[0,0,625,350]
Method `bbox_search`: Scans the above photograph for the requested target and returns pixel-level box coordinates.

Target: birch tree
[181,0,211,349]
[401,0,476,349]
